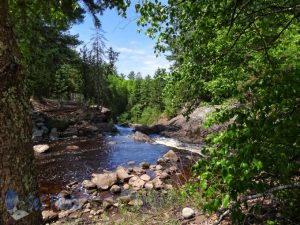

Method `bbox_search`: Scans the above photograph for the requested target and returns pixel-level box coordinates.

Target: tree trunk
[0,0,42,224]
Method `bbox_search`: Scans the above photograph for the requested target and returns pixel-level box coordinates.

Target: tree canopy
[136,0,300,223]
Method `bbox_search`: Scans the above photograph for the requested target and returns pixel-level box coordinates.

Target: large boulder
[116,166,131,182]
[33,144,49,153]
[91,172,117,190]
[130,131,152,143]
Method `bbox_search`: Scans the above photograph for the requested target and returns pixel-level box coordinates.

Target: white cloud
[113,45,170,76]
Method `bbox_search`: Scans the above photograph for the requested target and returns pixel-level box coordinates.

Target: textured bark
[0,0,42,224]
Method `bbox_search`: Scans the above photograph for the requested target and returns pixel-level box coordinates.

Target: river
[36,125,200,208]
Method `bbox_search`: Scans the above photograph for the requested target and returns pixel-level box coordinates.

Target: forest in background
[12,1,175,125]
[1,0,299,224]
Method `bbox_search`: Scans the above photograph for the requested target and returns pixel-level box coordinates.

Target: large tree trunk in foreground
[0,0,41,224]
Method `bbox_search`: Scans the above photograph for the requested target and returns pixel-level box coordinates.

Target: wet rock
[33,144,50,153]
[66,145,79,150]
[163,150,179,162]
[127,161,135,166]
[82,180,97,190]
[128,176,145,189]
[140,174,151,182]
[110,185,121,194]
[128,199,143,207]
[144,182,154,190]
[130,131,152,142]
[42,210,58,222]
[116,166,131,182]
[139,162,150,169]
[182,207,195,219]
[91,172,117,190]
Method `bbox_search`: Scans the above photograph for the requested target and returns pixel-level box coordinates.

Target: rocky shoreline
[132,106,225,145]
[30,98,204,224]
[42,149,197,224]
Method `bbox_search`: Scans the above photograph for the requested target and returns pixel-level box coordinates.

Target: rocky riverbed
[31,99,203,224]
[40,146,199,224]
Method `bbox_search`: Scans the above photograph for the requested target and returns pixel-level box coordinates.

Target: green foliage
[53,64,82,98]
[118,68,168,125]
[137,0,300,223]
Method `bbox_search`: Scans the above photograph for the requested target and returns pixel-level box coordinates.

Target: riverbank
[132,105,225,145]
[31,99,213,224]
[42,148,205,224]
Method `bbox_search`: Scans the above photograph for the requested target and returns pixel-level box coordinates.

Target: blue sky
[69,2,170,77]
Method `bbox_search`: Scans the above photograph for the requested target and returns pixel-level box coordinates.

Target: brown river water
[35,126,199,209]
